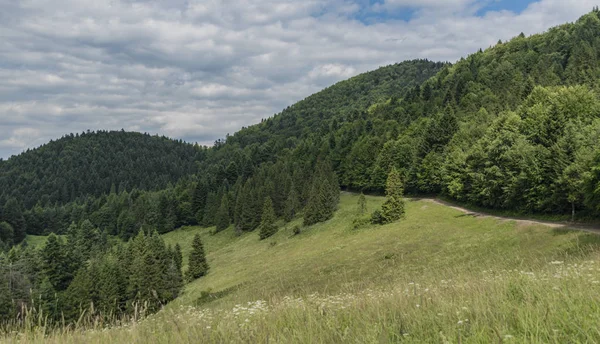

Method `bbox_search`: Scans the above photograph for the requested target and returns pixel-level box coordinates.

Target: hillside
[0,130,205,209]
[4,11,600,341]
[195,11,600,217]
[8,193,600,342]
[0,60,444,246]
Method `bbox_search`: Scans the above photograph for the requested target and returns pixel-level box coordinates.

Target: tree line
[0,222,210,324]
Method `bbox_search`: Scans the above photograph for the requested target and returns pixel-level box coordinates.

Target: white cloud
[0,0,597,158]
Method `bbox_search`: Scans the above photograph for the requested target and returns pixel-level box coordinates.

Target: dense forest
[0,130,206,209]
[3,10,600,326]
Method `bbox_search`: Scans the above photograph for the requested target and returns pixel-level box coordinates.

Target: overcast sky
[0,0,597,158]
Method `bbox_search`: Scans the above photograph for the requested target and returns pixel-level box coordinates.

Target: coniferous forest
[3,10,600,326]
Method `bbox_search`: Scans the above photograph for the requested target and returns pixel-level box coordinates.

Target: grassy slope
[23,235,65,247]
[10,193,600,343]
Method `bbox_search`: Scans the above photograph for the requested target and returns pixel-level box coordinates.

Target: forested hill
[4,11,600,245]
[0,60,441,247]
[197,10,600,217]
[0,131,205,209]
[202,60,446,181]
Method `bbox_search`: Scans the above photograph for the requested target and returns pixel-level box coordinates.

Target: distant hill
[0,131,205,208]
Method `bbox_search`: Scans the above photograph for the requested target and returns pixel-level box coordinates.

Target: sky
[0,0,598,158]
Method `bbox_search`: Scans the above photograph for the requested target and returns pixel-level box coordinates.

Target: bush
[370,210,385,225]
[352,215,371,230]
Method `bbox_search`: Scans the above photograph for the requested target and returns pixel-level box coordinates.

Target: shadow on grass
[551,227,578,236]
[455,213,481,218]
[195,283,246,307]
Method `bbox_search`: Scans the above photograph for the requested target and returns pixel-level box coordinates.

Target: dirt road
[419,198,600,234]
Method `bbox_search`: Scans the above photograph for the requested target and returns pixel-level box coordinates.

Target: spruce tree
[186,234,208,281]
[215,194,230,232]
[41,233,72,291]
[38,276,60,321]
[303,160,340,226]
[259,197,278,240]
[192,180,208,219]
[201,192,218,227]
[97,253,127,315]
[173,243,183,273]
[284,183,300,222]
[126,230,147,304]
[240,179,260,231]
[372,168,405,224]
[358,193,367,215]
[0,264,12,321]
[145,231,169,310]
[3,198,26,244]
[0,222,14,247]
[165,260,183,301]
[64,267,93,320]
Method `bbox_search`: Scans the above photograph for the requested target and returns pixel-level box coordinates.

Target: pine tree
[284,183,300,222]
[0,222,14,247]
[97,253,127,315]
[372,168,405,224]
[192,180,208,219]
[38,276,60,321]
[126,230,147,304]
[201,192,218,227]
[358,193,367,215]
[186,234,208,281]
[2,198,26,243]
[259,197,278,240]
[215,194,230,232]
[64,267,93,320]
[41,233,73,291]
[165,260,183,301]
[304,160,340,226]
[0,262,12,321]
[144,230,169,311]
[239,179,260,231]
[173,243,183,273]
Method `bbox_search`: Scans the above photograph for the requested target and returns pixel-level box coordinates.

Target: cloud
[0,0,597,158]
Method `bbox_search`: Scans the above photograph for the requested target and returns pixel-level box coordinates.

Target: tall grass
[4,193,600,343]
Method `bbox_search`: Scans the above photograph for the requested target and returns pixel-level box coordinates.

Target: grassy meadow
[5,193,600,343]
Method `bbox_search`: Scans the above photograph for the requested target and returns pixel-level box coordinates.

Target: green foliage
[215,194,230,233]
[41,233,75,291]
[173,243,183,273]
[2,198,26,244]
[0,222,14,247]
[259,198,278,240]
[284,183,300,222]
[0,131,204,209]
[304,160,340,226]
[357,193,367,215]
[352,214,371,230]
[186,234,209,281]
[372,168,405,224]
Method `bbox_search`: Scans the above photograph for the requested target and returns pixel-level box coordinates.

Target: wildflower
[504,334,514,339]
[457,320,463,325]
